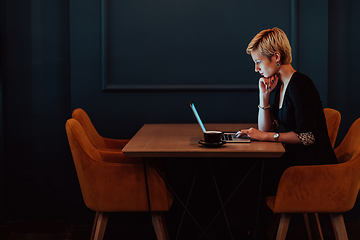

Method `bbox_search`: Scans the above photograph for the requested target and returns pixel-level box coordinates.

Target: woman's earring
[276,61,280,68]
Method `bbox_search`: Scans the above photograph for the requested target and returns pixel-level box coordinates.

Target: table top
[122,123,285,158]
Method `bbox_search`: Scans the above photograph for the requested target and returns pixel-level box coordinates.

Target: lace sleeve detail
[270,113,280,130]
[297,132,316,146]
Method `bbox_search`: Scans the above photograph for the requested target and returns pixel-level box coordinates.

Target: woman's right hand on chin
[259,74,279,94]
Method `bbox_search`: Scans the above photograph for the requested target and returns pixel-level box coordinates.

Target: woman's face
[250,49,278,78]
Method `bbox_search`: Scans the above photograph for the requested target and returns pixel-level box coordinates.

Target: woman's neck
[277,64,296,109]
[278,64,296,86]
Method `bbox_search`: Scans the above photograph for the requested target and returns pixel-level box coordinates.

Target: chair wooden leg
[303,213,324,240]
[91,211,109,240]
[330,213,348,240]
[313,213,324,240]
[276,213,291,240]
[267,213,280,240]
[303,213,313,240]
[90,212,100,240]
[151,212,169,240]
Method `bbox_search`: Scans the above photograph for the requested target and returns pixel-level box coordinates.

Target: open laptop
[190,101,250,143]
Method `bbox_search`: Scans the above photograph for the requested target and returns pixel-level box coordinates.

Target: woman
[237,27,337,196]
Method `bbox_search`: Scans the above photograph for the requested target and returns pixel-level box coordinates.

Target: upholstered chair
[66,118,173,240]
[299,108,342,238]
[324,108,341,148]
[266,118,360,240]
[72,108,129,151]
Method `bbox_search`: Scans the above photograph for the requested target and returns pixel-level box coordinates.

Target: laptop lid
[190,101,206,132]
[189,101,250,143]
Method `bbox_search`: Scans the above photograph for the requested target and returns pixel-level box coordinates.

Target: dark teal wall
[0,0,5,224]
[1,0,360,225]
[328,0,360,146]
[2,0,75,222]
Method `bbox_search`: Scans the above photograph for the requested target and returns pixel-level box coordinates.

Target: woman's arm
[258,92,273,132]
[258,75,278,132]
[238,128,302,144]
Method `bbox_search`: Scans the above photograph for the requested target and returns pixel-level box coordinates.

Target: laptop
[190,101,250,143]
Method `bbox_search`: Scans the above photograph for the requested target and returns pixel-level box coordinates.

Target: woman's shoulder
[290,71,313,84]
[288,71,317,91]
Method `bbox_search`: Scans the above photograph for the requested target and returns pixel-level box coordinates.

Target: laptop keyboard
[222,133,233,141]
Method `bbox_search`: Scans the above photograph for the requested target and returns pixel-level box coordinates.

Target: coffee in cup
[204,131,222,143]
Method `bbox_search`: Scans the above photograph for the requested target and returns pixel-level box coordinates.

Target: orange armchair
[66,118,173,240]
[72,108,129,150]
[266,118,360,240]
[324,108,341,148]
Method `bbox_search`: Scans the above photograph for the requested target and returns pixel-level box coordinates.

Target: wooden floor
[1,219,360,240]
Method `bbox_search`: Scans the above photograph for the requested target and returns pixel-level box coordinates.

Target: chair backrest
[66,118,105,210]
[66,118,173,212]
[335,118,360,211]
[324,108,341,148]
[335,118,360,163]
[72,108,107,148]
[66,118,103,163]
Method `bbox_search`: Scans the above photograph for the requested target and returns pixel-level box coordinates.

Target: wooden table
[122,123,285,240]
[122,123,285,158]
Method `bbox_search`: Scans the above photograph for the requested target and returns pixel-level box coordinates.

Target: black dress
[262,71,338,196]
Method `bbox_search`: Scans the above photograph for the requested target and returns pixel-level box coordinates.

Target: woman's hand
[259,74,279,95]
[235,127,267,141]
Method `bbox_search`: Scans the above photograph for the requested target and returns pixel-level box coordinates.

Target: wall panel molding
[291,0,298,69]
[100,0,297,92]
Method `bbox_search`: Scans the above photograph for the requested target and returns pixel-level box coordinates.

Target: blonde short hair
[246,27,292,65]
